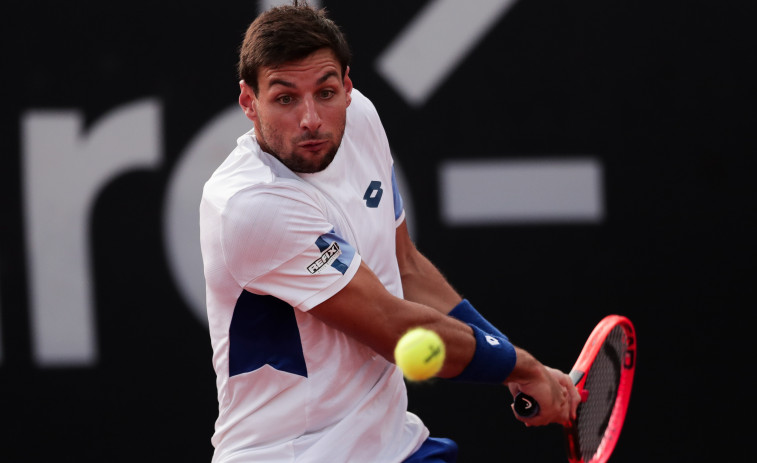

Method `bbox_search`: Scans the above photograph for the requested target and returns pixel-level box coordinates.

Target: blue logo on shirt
[363,181,383,208]
[313,231,355,275]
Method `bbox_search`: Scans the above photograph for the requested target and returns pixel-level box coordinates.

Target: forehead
[259,48,342,89]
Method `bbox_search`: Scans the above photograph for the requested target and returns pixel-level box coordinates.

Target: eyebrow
[317,71,340,85]
[268,71,341,90]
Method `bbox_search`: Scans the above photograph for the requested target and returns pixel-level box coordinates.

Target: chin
[297,151,338,173]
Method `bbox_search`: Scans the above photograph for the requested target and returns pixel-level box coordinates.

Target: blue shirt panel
[229,291,308,378]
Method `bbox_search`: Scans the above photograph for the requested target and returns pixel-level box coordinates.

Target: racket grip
[513,392,540,418]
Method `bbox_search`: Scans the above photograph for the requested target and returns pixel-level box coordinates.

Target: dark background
[1,0,754,461]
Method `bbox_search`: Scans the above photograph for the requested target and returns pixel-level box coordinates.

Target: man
[200,2,580,462]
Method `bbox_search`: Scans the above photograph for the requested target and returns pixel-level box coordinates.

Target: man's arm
[308,258,580,425]
[393,218,580,425]
[394,220,462,313]
[308,260,475,378]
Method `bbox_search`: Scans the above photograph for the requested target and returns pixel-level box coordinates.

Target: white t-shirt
[200,89,428,462]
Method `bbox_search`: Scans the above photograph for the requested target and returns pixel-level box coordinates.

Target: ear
[239,80,257,122]
[343,66,353,108]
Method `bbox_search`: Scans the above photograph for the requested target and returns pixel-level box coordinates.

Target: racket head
[565,315,636,463]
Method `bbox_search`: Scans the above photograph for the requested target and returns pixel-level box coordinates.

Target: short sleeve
[220,183,361,310]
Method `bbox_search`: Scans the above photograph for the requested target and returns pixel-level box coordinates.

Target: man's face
[240,48,353,173]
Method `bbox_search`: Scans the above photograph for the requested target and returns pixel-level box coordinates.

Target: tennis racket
[514,315,636,463]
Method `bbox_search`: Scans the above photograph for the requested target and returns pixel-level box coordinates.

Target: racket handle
[513,392,540,418]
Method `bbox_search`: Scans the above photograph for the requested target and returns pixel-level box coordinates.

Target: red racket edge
[512,316,636,462]
[565,316,636,463]
[513,315,634,417]
[571,315,633,373]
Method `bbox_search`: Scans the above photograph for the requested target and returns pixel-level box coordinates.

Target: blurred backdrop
[1,0,754,461]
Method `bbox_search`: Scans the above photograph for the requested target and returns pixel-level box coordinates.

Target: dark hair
[238,0,352,94]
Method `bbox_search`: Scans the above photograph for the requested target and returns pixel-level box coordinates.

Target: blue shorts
[403,437,458,463]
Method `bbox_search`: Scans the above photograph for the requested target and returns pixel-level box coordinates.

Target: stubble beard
[256,123,345,174]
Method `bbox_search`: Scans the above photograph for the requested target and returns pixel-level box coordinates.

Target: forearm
[395,221,461,312]
[399,248,462,313]
[310,261,475,376]
[394,222,516,379]
[396,302,476,378]
[503,347,545,385]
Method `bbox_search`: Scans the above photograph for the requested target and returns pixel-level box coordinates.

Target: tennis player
[199,2,580,462]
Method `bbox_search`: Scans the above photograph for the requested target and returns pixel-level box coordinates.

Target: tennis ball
[394,327,446,381]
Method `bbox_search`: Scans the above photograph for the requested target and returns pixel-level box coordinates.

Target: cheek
[257,113,290,148]
[254,106,275,132]
[335,109,348,133]
[261,107,295,129]
[323,105,347,127]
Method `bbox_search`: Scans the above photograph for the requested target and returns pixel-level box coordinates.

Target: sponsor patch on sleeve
[307,241,342,274]
[307,230,355,275]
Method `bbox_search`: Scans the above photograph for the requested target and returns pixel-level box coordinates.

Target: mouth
[299,139,328,153]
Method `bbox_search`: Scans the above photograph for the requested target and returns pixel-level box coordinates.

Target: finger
[561,389,571,423]
[569,387,580,420]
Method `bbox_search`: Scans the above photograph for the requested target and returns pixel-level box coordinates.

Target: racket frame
[565,315,636,463]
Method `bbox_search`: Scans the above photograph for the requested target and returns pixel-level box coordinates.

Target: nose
[300,96,322,132]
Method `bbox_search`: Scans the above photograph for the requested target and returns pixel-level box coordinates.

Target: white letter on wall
[22,100,161,366]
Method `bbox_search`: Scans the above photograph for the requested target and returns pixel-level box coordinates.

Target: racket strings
[575,326,627,461]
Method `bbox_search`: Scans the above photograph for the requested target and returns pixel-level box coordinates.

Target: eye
[277,95,294,105]
[319,89,336,100]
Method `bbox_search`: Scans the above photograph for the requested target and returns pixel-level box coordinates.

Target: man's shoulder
[348,88,381,121]
[203,137,304,212]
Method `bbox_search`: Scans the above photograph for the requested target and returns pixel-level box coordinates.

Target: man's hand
[507,362,581,427]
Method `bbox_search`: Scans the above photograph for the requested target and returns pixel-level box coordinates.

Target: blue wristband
[448,299,507,339]
[450,323,517,384]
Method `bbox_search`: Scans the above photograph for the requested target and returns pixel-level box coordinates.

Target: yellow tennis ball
[394,327,446,381]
